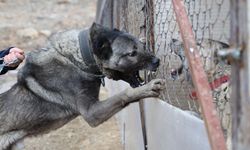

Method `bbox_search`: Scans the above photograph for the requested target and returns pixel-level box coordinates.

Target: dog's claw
[136,79,166,98]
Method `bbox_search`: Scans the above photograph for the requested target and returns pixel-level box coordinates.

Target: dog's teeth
[150,71,157,76]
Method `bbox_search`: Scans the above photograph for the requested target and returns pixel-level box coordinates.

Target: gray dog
[0,23,165,149]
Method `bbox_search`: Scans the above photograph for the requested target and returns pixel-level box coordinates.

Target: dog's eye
[128,51,137,57]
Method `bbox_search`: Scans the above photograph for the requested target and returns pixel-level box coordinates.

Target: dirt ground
[0,0,122,149]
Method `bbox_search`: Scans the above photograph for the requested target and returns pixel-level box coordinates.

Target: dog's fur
[0,23,164,149]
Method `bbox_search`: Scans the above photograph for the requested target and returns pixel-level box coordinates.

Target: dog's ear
[90,23,104,36]
[90,23,112,60]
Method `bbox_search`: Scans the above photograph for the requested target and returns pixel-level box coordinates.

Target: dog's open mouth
[119,62,159,88]
[126,71,145,88]
[126,70,160,88]
[103,58,159,88]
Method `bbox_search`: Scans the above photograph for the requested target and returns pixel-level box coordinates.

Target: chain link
[145,0,231,140]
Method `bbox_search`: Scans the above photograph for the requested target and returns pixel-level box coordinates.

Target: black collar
[78,30,105,86]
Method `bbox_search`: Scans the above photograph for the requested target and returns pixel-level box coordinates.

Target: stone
[17,28,39,39]
[39,30,52,37]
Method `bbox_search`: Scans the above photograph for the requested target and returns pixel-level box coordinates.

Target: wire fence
[145,0,231,142]
[97,0,232,148]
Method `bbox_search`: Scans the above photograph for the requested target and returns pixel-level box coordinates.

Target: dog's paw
[125,79,165,102]
[143,79,165,97]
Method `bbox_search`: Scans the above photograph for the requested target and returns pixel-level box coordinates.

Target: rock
[67,132,73,138]
[39,30,52,37]
[57,0,79,4]
[17,28,39,39]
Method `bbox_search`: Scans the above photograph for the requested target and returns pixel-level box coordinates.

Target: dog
[0,23,165,149]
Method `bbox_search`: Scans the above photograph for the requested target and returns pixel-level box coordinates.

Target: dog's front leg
[81,79,165,127]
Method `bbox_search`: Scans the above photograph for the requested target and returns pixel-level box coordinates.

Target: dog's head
[90,23,160,88]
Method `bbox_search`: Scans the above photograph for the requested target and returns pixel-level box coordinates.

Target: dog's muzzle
[125,57,160,88]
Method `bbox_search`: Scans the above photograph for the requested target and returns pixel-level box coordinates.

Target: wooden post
[95,0,113,28]
[231,0,250,149]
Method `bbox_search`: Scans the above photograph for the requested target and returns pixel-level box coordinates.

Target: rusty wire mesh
[145,0,231,141]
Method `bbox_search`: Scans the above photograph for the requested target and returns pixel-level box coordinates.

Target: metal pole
[172,0,227,150]
[231,0,250,149]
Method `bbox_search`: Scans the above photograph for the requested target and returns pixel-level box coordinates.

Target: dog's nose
[152,57,160,67]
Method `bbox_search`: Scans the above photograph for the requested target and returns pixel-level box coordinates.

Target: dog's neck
[78,30,105,86]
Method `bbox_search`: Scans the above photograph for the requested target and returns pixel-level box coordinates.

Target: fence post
[231,0,250,150]
[95,0,113,28]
